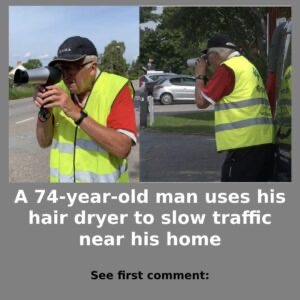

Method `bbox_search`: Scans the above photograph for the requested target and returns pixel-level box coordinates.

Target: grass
[9,84,35,100]
[147,111,215,134]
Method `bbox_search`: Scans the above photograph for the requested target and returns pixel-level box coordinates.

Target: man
[34,36,137,183]
[194,34,274,182]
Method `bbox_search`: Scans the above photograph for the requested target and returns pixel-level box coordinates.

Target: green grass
[147,111,215,134]
[9,84,35,100]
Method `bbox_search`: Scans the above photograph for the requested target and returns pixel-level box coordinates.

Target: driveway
[138,103,225,182]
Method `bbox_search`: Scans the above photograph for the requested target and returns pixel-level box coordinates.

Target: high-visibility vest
[214,56,274,151]
[275,65,291,147]
[50,72,133,183]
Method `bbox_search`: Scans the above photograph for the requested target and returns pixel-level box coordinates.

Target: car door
[169,77,183,100]
[181,77,196,100]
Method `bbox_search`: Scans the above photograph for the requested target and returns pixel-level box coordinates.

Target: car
[152,75,196,105]
[138,72,176,95]
[144,73,177,96]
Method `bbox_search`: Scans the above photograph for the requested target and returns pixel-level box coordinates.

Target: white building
[9,61,27,79]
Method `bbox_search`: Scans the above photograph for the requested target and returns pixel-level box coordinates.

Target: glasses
[57,61,94,75]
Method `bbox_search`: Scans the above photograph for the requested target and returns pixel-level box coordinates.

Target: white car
[138,71,176,95]
[152,75,196,105]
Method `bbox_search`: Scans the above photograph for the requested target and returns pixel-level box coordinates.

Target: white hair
[209,47,235,61]
[82,55,98,64]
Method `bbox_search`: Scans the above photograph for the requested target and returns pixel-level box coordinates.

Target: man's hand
[194,57,210,109]
[37,85,81,121]
[34,85,51,111]
[195,56,208,77]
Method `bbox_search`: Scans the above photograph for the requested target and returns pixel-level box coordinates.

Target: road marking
[16,117,34,124]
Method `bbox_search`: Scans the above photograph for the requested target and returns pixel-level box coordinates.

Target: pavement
[134,90,224,182]
[139,122,225,183]
[134,80,225,182]
[140,131,225,182]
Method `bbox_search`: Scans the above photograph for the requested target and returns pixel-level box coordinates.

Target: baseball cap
[49,36,98,66]
[202,34,237,54]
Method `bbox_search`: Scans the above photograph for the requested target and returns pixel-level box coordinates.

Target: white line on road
[16,117,34,124]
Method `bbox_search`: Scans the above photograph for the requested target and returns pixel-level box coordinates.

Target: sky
[9,6,140,67]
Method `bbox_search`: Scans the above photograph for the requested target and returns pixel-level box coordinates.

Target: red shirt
[202,64,235,103]
[107,85,137,143]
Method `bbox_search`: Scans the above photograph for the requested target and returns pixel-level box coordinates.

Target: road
[9,91,140,183]
[139,102,225,182]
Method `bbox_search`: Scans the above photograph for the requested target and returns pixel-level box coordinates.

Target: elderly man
[34,36,136,183]
[195,34,274,182]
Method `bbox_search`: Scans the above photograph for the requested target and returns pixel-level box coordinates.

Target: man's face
[57,59,96,94]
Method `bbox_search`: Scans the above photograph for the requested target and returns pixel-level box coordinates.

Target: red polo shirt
[201,64,235,104]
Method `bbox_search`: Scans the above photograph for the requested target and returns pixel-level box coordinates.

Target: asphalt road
[139,103,225,182]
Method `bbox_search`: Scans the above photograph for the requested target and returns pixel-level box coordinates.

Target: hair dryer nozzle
[13,66,62,86]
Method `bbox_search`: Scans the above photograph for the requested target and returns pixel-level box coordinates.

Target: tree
[140,7,159,23]
[100,40,128,76]
[23,59,42,69]
[140,7,268,79]
[128,58,141,80]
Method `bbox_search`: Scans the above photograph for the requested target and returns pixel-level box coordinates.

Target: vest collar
[227,51,240,59]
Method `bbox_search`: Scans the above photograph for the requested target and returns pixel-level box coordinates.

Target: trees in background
[99,40,128,77]
[23,59,42,69]
[140,7,268,79]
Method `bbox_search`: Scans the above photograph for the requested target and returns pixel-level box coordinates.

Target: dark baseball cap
[49,36,98,66]
[202,34,237,54]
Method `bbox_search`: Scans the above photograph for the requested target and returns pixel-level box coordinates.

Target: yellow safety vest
[275,65,292,147]
[214,56,274,151]
[50,72,133,183]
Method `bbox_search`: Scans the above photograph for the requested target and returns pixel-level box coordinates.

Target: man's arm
[79,118,132,159]
[194,57,211,109]
[195,79,211,109]
[36,115,54,148]
[195,64,235,108]
[34,86,54,148]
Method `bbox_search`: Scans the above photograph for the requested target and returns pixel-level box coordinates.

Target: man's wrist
[38,109,52,123]
[195,74,208,84]
[74,110,88,126]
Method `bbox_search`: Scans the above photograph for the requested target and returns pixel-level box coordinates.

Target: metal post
[148,95,154,126]
[140,92,148,128]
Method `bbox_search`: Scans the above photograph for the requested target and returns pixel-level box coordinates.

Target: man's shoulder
[99,71,128,83]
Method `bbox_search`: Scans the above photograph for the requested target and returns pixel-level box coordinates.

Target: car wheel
[160,93,173,105]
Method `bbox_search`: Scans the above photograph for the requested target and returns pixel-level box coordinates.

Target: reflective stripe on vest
[50,72,133,183]
[214,56,273,151]
[50,163,127,183]
[52,138,106,153]
[215,98,270,111]
[216,117,273,132]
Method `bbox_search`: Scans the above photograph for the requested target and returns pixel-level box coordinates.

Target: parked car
[138,72,176,95]
[145,73,177,96]
[152,75,196,105]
